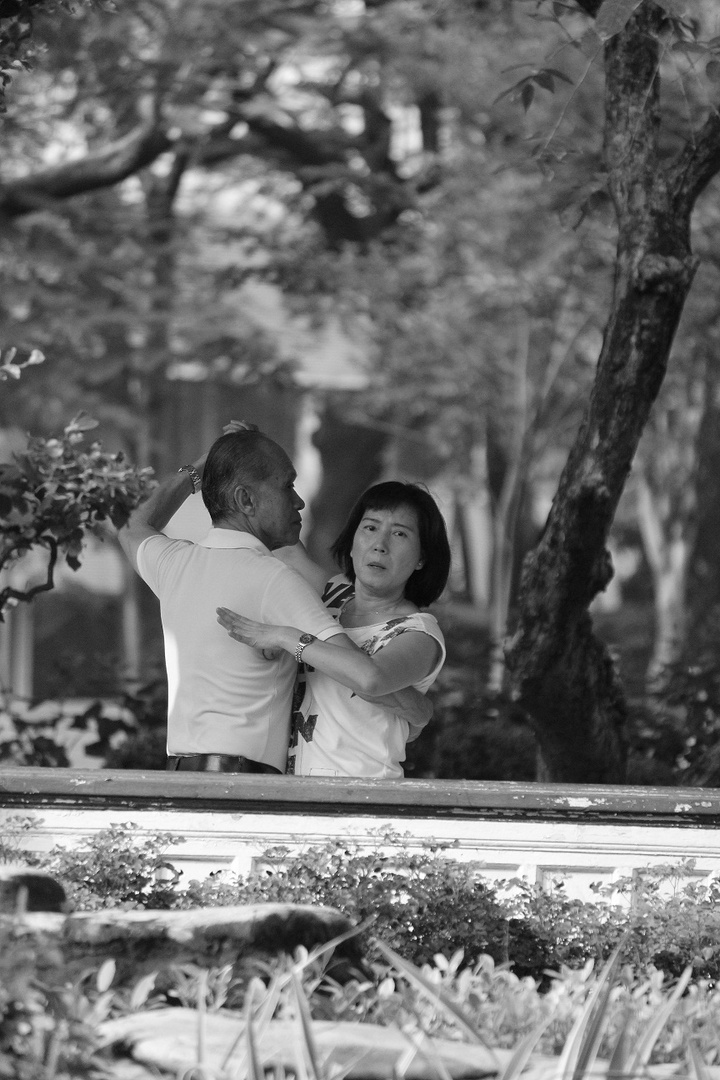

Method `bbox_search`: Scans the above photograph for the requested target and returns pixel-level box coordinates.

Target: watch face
[299,633,315,645]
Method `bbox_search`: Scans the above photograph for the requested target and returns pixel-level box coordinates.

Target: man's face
[251,447,305,550]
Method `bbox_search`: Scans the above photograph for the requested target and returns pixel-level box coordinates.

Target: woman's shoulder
[371,611,444,648]
[321,575,354,611]
[388,610,443,635]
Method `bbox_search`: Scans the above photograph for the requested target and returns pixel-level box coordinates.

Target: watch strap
[295,633,316,664]
[178,464,202,493]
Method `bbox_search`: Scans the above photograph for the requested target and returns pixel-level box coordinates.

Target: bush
[9,816,720,984]
[44,822,181,911]
[180,830,551,974]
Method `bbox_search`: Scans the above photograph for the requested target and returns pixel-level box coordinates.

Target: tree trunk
[305,397,388,573]
[506,5,702,782]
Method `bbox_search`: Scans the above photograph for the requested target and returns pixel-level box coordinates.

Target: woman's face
[350,504,423,595]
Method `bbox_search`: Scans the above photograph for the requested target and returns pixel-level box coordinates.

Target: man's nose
[294,492,305,510]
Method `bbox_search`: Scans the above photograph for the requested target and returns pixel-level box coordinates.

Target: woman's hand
[217,607,293,656]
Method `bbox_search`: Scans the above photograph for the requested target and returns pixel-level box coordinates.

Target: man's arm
[117,420,249,570]
[116,454,206,570]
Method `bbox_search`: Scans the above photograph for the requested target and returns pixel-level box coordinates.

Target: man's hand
[223,420,258,435]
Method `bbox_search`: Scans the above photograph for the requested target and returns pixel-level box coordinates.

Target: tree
[505,0,720,782]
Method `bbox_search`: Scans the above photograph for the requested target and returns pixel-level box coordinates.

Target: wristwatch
[178,464,202,493]
[295,633,316,664]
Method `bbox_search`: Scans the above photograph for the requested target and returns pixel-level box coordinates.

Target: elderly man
[118,425,349,774]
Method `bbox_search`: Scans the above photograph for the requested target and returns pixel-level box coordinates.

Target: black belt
[166,754,282,774]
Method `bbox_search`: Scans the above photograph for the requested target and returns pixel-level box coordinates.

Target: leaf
[534,71,556,92]
[96,957,116,993]
[653,0,690,15]
[374,939,498,1058]
[65,411,99,434]
[544,67,574,84]
[129,972,157,1011]
[706,60,720,83]
[594,0,644,41]
[244,985,265,1080]
[687,1036,711,1080]
[624,966,693,1072]
[498,1017,554,1080]
[521,82,535,111]
[291,969,323,1080]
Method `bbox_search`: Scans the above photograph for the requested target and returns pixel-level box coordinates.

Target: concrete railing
[2,768,720,898]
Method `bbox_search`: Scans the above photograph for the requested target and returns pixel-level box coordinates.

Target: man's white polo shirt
[136,528,341,770]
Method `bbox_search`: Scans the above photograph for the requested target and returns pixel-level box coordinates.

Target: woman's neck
[340,586,412,625]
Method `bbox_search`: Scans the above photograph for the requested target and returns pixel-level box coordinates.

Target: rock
[101,1007,504,1079]
[0,903,363,982]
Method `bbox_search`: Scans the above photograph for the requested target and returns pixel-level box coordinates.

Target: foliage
[0,0,107,114]
[0,921,116,1079]
[407,616,537,780]
[43,822,181,911]
[11,815,720,983]
[0,680,167,768]
[0,346,44,381]
[0,411,154,617]
[4,905,720,1078]
[179,829,549,972]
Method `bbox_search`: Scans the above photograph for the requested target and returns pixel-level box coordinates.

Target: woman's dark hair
[331,481,451,607]
[202,431,280,522]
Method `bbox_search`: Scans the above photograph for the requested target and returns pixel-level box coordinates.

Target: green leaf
[706,60,720,83]
[374,938,499,1057]
[65,411,99,434]
[95,957,116,993]
[533,71,556,92]
[594,0,644,41]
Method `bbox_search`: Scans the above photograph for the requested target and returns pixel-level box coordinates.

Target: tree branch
[0,124,173,218]
[0,538,58,621]
[670,109,720,218]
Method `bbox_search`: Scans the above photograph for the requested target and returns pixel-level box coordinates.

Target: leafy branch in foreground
[0,411,155,619]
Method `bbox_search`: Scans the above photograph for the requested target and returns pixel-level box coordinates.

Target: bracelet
[178,464,202,493]
[295,633,316,663]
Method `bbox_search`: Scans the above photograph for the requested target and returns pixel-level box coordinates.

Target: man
[118,424,349,773]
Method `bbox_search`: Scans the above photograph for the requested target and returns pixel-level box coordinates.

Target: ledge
[1,768,719,827]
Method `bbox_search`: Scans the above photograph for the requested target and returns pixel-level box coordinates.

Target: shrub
[44,822,181,911]
[179,830,551,974]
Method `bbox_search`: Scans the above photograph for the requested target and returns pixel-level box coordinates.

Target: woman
[217,481,451,777]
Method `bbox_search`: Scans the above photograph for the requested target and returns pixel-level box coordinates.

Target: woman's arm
[216,607,440,697]
[272,542,327,594]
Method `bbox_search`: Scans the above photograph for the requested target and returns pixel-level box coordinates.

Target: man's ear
[233,484,255,515]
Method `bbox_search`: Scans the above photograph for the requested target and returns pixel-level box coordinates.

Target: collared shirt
[136,528,341,769]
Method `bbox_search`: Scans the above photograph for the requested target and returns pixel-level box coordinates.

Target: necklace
[342,598,403,621]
